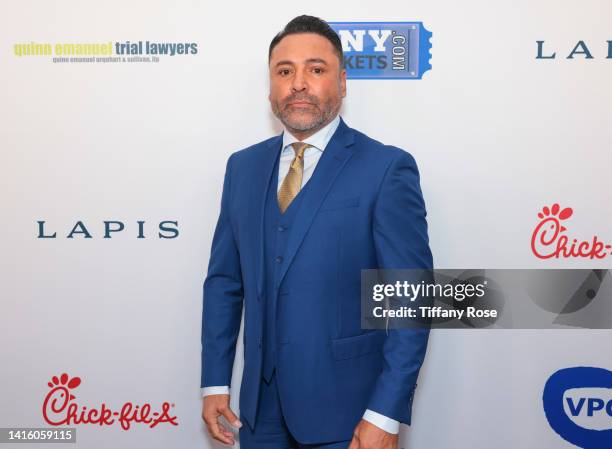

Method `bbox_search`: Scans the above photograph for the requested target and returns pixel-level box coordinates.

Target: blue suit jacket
[201,118,432,443]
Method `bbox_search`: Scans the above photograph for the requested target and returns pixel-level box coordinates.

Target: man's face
[269,33,346,137]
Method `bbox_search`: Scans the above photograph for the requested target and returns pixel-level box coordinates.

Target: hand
[348,419,398,449]
[202,394,242,445]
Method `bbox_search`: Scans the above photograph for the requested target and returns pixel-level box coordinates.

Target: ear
[340,69,347,98]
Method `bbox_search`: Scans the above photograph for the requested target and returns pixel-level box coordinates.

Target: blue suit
[201,117,432,444]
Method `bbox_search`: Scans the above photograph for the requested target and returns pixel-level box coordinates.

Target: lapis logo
[36,220,179,239]
[329,22,432,79]
[543,367,612,448]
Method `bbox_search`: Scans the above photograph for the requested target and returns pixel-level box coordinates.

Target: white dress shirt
[202,114,400,435]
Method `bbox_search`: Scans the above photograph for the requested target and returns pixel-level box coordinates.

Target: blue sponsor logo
[543,367,612,448]
[329,22,432,79]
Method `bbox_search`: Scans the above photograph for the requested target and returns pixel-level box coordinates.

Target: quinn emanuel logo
[42,373,178,430]
[13,40,198,64]
[543,367,612,449]
[531,204,612,259]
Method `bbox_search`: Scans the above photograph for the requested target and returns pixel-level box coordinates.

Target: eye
[312,67,325,74]
[278,68,292,76]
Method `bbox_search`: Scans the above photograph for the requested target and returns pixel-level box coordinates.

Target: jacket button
[278,225,286,232]
[275,256,283,263]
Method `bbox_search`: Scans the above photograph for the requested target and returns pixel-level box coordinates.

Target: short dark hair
[268,15,345,69]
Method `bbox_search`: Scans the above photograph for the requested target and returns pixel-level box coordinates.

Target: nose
[291,68,307,92]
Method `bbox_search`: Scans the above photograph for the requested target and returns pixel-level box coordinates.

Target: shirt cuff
[362,409,400,434]
[201,386,230,397]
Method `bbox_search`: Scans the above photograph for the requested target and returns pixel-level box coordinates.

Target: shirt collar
[281,114,341,153]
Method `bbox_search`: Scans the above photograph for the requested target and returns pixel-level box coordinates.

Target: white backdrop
[1,0,611,448]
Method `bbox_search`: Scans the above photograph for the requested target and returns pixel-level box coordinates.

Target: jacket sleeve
[366,148,433,425]
[201,154,244,388]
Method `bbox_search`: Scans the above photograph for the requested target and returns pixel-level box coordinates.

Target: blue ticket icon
[329,22,432,79]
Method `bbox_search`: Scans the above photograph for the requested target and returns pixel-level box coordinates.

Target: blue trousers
[239,370,351,449]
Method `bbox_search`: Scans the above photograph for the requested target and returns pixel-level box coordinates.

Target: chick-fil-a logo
[42,373,178,430]
[531,204,612,259]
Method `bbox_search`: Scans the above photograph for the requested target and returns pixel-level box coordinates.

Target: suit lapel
[254,134,283,298]
[276,118,356,289]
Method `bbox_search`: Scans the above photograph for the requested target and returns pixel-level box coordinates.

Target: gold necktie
[278,142,311,213]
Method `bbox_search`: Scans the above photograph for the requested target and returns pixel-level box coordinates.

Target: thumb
[348,434,360,449]
[220,406,242,429]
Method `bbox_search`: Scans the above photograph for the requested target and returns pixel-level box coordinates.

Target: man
[201,15,432,449]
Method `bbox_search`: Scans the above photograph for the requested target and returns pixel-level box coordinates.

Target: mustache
[282,94,319,107]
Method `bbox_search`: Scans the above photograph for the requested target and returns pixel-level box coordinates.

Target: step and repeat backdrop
[1,0,611,448]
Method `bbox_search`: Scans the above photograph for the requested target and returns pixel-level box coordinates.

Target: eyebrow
[274,58,329,68]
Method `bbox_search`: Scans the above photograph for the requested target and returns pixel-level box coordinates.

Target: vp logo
[543,367,612,448]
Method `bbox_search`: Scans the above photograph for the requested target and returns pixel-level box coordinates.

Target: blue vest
[262,153,311,382]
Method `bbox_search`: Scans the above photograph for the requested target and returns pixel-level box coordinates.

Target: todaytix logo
[329,22,432,79]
